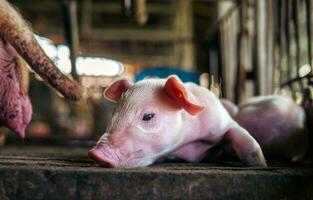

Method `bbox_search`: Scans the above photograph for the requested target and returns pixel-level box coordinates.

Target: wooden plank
[91,2,176,15]
[14,1,176,15]
[91,29,177,41]
[0,146,312,199]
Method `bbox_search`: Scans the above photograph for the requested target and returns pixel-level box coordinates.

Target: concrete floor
[0,145,312,200]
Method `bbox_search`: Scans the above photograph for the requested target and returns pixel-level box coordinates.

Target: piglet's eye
[142,113,155,121]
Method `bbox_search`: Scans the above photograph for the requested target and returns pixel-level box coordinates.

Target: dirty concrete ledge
[0,146,312,200]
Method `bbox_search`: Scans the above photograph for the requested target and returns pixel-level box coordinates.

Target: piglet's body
[223,96,308,161]
[89,76,266,168]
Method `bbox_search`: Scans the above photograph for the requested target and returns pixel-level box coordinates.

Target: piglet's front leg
[225,125,267,167]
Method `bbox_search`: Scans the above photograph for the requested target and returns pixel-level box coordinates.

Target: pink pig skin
[222,96,308,162]
[0,40,32,138]
[89,76,266,168]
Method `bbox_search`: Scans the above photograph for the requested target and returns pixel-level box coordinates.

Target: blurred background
[3,0,313,145]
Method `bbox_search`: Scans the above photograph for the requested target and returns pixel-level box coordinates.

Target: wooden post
[81,0,93,38]
[62,0,79,81]
[306,0,313,84]
[279,0,286,86]
[266,0,275,94]
[255,0,267,95]
[293,0,304,91]
[217,1,239,101]
[286,0,292,84]
[273,0,280,89]
[174,0,195,71]
[234,0,247,103]
[135,0,148,26]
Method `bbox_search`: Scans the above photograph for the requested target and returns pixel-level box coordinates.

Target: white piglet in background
[89,76,266,168]
[222,96,308,162]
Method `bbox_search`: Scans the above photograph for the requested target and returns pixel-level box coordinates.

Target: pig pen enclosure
[1,0,313,199]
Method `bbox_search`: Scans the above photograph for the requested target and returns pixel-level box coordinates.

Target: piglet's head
[88,76,204,168]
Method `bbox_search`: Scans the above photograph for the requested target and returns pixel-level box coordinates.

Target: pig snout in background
[0,0,82,138]
[89,75,267,168]
[221,96,309,162]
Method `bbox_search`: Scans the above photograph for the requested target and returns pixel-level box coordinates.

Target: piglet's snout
[88,144,120,168]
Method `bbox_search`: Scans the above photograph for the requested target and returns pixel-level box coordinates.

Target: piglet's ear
[164,76,204,116]
[104,79,133,102]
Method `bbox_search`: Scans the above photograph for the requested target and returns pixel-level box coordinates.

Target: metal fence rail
[218,0,313,102]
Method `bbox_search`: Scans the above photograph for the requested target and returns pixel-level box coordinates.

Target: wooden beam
[90,28,178,41]
[91,2,176,15]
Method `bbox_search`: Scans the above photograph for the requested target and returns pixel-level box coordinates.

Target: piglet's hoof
[243,150,267,167]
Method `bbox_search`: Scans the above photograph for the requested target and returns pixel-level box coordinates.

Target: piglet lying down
[222,96,308,162]
[89,76,268,168]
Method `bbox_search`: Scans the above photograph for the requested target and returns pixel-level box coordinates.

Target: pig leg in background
[224,125,267,166]
[0,128,8,145]
[0,40,32,138]
[221,99,238,118]
[0,54,29,141]
[0,0,82,137]
[221,99,239,117]
[235,96,308,162]
[0,0,82,101]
